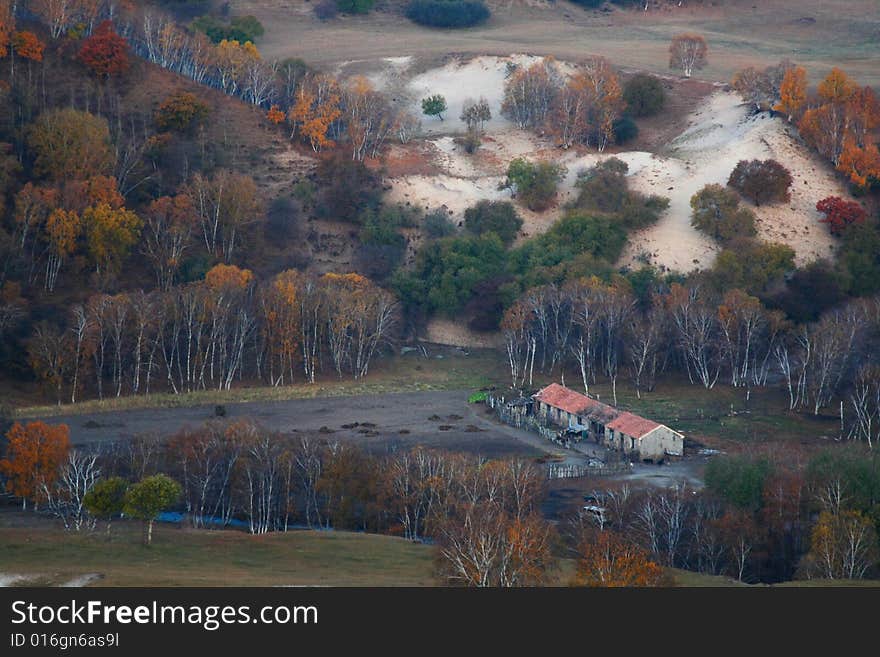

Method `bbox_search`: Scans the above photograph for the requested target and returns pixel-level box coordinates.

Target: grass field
[237,0,880,87]
[12,349,508,419]
[2,517,874,587]
[0,519,437,587]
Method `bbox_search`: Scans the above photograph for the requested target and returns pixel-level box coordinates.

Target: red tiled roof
[533,383,613,418]
[606,412,662,439]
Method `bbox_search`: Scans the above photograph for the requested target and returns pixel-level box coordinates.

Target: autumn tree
[801,510,878,580]
[690,184,756,243]
[837,138,880,189]
[142,194,197,290]
[43,207,80,291]
[83,203,142,278]
[12,30,45,76]
[30,0,83,39]
[669,34,707,78]
[727,159,793,206]
[421,94,447,121]
[266,105,285,125]
[775,65,807,122]
[78,20,130,79]
[123,473,181,545]
[731,61,791,112]
[26,108,115,181]
[581,56,624,151]
[343,76,395,161]
[214,39,261,97]
[501,59,560,129]
[0,421,70,509]
[287,73,341,152]
[0,0,12,59]
[816,196,867,236]
[260,269,302,386]
[187,170,262,262]
[574,529,664,587]
[155,91,210,133]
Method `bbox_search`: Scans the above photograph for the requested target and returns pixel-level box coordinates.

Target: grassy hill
[0,519,437,587]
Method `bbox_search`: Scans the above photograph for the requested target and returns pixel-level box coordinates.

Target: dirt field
[38,390,545,459]
[237,0,880,87]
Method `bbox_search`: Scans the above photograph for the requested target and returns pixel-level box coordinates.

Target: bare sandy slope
[381,55,845,273]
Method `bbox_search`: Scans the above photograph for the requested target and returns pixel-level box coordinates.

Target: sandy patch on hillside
[383,56,845,273]
[406,55,545,135]
[425,319,504,350]
[618,91,841,271]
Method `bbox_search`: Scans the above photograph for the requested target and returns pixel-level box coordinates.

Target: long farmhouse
[532,383,684,462]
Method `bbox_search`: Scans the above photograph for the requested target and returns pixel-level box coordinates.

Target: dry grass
[238,0,880,87]
[12,349,506,418]
[0,519,437,587]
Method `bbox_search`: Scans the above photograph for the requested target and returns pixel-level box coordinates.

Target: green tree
[464,200,523,245]
[123,474,181,546]
[421,94,447,121]
[705,455,773,512]
[623,73,666,117]
[711,241,795,295]
[504,158,566,212]
[336,0,374,13]
[838,221,880,296]
[83,476,129,539]
[396,233,508,317]
[690,184,756,243]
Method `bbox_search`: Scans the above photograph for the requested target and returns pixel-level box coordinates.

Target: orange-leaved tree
[0,421,70,509]
[78,20,129,79]
[288,74,341,152]
[774,65,807,122]
[575,530,665,587]
[0,0,14,59]
[82,203,142,277]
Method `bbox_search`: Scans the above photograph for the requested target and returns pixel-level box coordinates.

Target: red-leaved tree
[816,196,867,235]
[78,20,129,79]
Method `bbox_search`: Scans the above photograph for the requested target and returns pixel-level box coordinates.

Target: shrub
[192,15,265,43]
[711,241,796,295]
[690,184,756,243]
[612,115,639,144]
[313,0,339,20]
[155,91,210,133]
[816,196,867,236]
[574,158,668,230]
[504,158,566,212]
[424,208,457,239]
[314,153,383,223]
[336,0,375,14]
[727,159,793,205]
[463,200,523,245]
[405,0,490,28]
[623,74,666,117]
